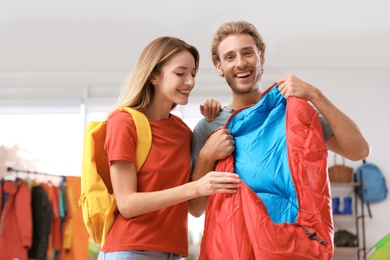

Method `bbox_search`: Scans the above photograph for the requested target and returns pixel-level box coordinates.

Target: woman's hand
[200,98,222,121]
[195,171,240,196]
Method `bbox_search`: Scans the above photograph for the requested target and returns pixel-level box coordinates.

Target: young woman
[98,36,239,260]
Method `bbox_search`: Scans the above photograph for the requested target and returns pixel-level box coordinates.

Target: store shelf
[331,181,367,260]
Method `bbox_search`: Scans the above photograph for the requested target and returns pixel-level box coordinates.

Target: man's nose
[236,55,247,68]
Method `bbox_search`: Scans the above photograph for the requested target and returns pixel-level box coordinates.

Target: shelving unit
[331,182,367,260]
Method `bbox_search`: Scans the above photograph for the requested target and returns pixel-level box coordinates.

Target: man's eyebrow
[222,46,255,56]
[241,46,256,51]
[221,50,234,57]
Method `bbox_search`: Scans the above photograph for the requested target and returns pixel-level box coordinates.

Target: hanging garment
[200,85,333,260]
[62,182,75,252]
[63,176,89,260]
[41,182,61,259]
[0,179,32,260]
[28,183,53,260]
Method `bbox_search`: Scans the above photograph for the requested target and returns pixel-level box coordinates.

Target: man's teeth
[237,72,250,77]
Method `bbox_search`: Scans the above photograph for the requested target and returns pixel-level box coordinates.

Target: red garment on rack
[0,179,32,260]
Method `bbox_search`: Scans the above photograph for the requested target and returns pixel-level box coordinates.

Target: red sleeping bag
[199,91,333,260]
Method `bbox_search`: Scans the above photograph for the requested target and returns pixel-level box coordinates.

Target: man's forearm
[312,91,370,160]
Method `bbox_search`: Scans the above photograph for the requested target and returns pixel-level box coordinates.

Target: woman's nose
[185,76,195,87]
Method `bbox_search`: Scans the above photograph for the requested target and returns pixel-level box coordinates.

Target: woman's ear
[150,74,158,86]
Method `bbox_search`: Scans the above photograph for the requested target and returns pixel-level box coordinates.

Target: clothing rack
[1,167,75,260]
[5,166,66,184]
[7,166,45,175]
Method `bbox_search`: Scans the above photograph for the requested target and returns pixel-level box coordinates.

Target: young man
[189,20,370,259]
[189,20,370,217]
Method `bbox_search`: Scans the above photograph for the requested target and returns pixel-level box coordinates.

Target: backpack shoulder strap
[117,107,152,171]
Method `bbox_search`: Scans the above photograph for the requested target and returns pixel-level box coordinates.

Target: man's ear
[216,63,224,77]
[260,51,265,66]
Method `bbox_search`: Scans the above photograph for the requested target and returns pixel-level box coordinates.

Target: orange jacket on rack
[0,179,32,260]
[199,85,333,260]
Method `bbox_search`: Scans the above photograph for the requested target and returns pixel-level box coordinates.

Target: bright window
[0,113,84,177]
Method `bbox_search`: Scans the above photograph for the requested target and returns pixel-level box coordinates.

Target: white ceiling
[1,0,389,100]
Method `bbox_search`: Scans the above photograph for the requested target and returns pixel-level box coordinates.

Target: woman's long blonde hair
[115,36,200,112]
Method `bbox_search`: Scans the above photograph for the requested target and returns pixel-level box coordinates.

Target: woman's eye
[176,73,184,76]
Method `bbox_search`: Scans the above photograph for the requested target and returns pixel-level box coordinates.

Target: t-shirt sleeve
[105,110,137,165]
[309,102,333,142]
[190,109,233,175]
[318,112,332,142]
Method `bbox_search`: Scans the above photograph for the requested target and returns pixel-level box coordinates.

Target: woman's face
[152,50,197,106]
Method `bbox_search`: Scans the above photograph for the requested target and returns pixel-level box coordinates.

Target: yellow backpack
[78,107,151,247]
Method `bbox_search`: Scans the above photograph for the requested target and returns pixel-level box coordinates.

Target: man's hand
[276,74,320,102]
[201,128,235,162]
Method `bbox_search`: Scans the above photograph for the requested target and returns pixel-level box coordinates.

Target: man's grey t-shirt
[191,106,332,173]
